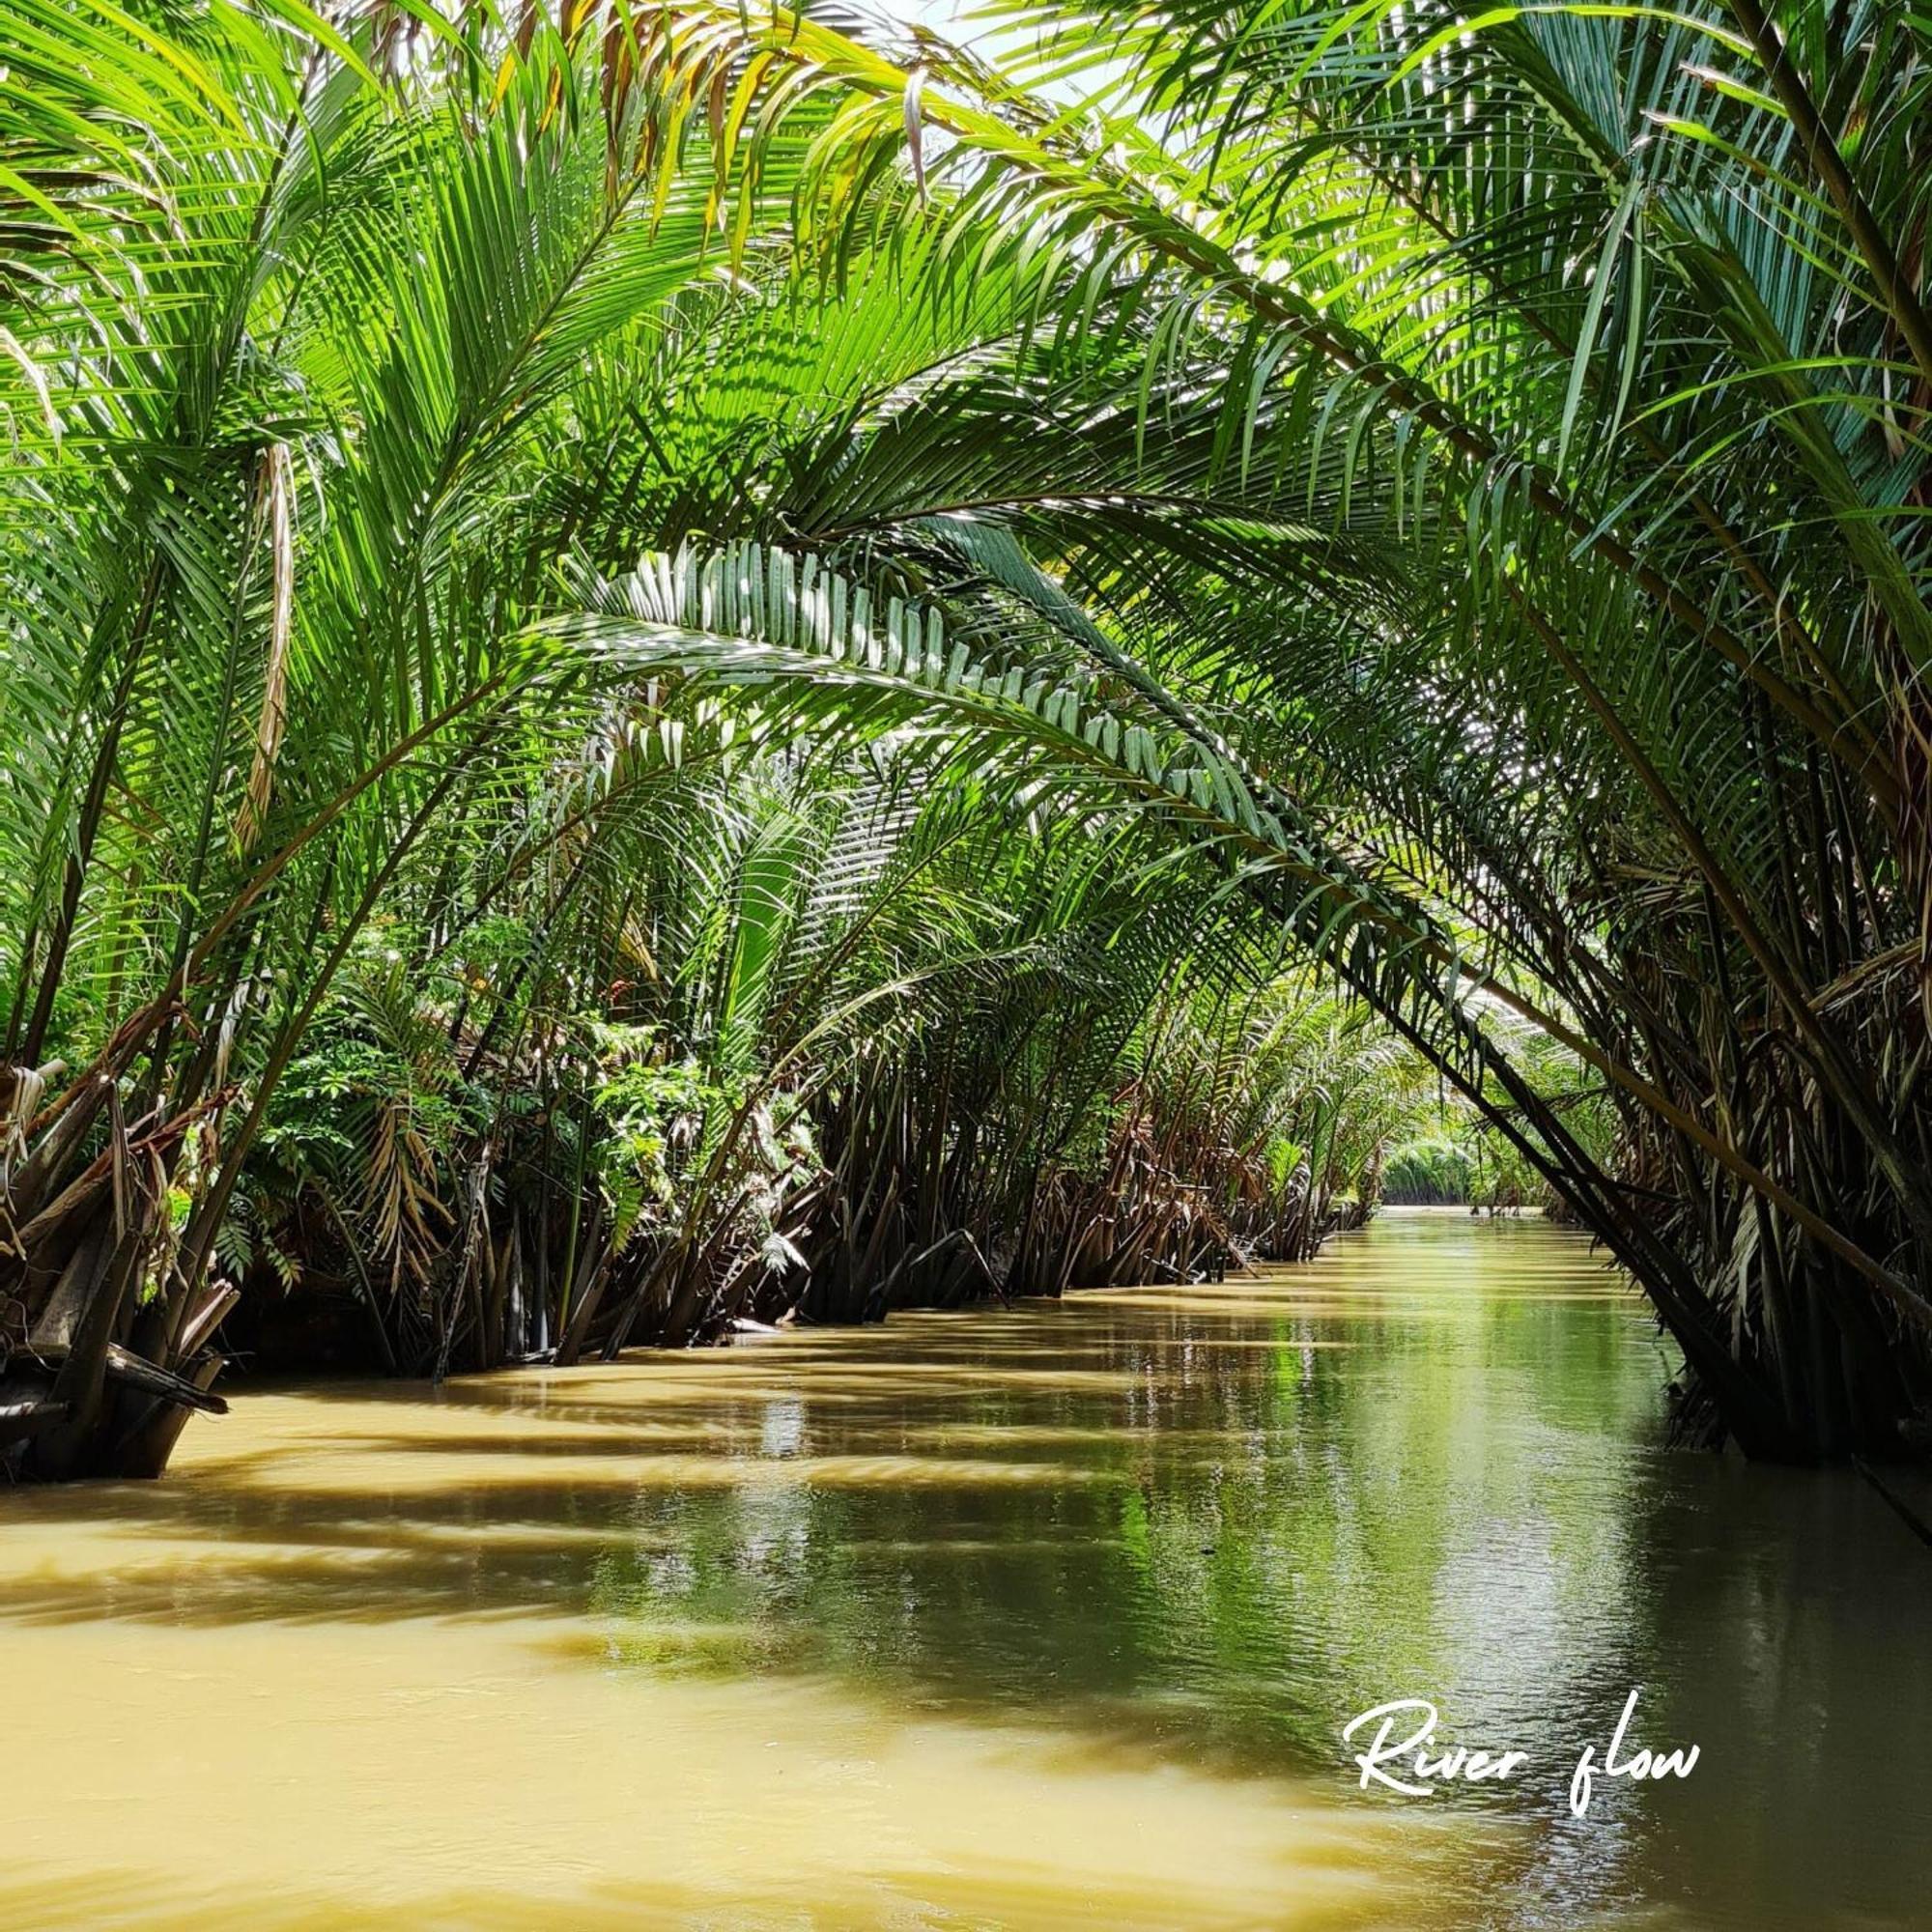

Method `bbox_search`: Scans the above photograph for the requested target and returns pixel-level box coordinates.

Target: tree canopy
[2,0,1928,1472]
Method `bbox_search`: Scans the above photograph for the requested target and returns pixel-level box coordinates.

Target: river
[2,1212,1925,1927]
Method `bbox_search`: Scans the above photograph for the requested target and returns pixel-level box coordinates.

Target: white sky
[875,0,987,38]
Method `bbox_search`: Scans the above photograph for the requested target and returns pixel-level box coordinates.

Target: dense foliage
[0,3,1435,1473]
[4,0,1930,1472]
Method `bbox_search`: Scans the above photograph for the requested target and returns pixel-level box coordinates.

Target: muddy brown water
[3,1212,1925,1928]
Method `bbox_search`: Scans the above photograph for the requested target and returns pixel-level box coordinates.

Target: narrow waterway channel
[3,1213,1925,1928]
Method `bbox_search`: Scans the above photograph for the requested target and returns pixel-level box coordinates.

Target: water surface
[3,1213,1925,1927]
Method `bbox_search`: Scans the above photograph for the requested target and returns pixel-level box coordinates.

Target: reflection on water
[1,1212,1925,1928]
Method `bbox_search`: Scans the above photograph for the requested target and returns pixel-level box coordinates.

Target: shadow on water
[2,1214,1928,1929]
